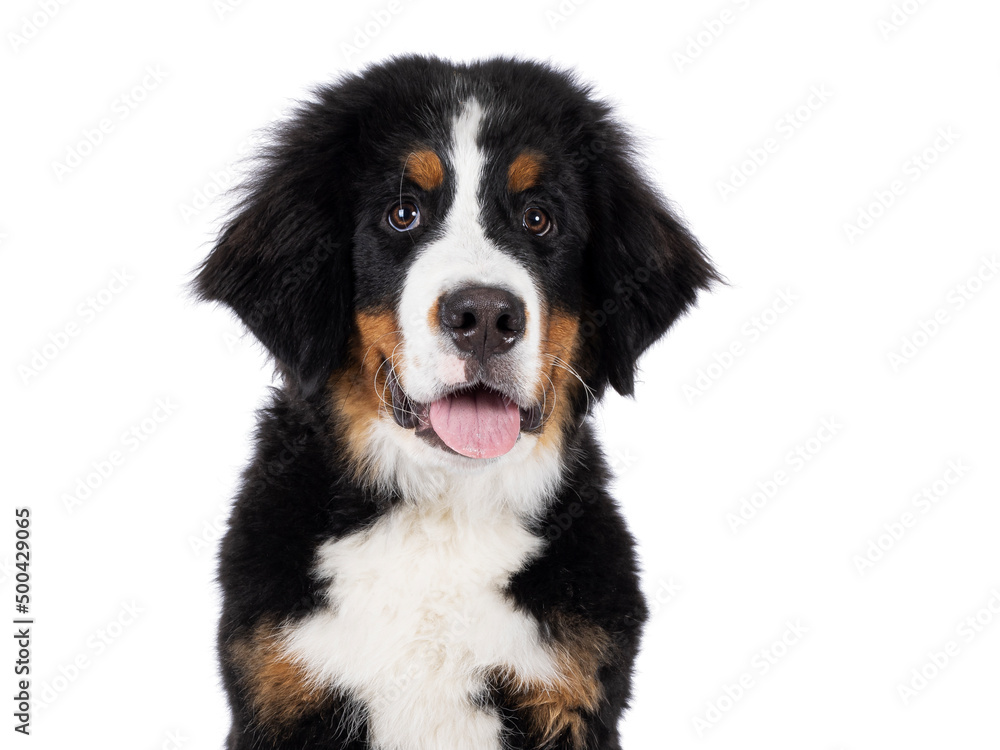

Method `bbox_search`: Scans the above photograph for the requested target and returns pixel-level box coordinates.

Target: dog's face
[197,56,716,486]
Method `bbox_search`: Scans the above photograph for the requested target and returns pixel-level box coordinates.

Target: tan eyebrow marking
[404,149,445,191]
[508,150,546,193]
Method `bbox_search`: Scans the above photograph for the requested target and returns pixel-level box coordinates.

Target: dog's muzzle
[386,286,543,458]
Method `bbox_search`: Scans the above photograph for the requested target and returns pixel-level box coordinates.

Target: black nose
[438,286,526,361]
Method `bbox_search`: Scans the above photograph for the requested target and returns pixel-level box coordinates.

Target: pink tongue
[428,388,521,459]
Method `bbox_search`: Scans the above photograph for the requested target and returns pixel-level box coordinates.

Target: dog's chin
[387,368,543,460]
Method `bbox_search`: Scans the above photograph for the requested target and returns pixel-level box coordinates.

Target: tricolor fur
[196,55,717,750]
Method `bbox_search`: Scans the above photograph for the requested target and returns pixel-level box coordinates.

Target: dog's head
[196,56,717,488]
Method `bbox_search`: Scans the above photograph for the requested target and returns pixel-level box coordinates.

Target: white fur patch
[283,493,559,750]
[397,99,543,408]
[436,353,467,386]
[361,414,564,516]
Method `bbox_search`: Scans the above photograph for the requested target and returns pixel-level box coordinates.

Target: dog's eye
[522,206,552,236]
[387,201,421,232]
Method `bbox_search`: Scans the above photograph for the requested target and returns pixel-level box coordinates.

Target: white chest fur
[282,496,558,750]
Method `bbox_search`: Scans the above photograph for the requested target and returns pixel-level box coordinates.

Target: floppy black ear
[581,127,719,397]
[194,96,358,399]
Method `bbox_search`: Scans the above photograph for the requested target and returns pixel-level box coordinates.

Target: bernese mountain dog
[195,55,717,750]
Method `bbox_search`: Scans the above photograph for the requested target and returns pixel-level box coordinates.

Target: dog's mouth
[387,368,543,459]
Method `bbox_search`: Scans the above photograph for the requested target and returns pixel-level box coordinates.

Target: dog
[196,55,717,750]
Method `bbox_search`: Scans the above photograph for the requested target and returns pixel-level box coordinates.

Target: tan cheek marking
[426,297,440,333]
[508,150,546,193]
[328,311,401,478]
[405,149,445,191]
[536,310,581,450]
[230,620,328,729]
[497,615,611,748]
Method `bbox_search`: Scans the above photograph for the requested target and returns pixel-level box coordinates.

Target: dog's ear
[194,98,358,399]
[580,123,719,397]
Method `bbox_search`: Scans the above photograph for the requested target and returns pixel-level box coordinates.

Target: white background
[3,0,999,748]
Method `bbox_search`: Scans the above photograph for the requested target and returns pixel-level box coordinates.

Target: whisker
[375,343,423,422]
[545,353,596,415]
[375,351,400,415]
[540,370,549,422]
[375,343,405,408]
[537,370,557,428]
[373,357,394,417]
[360,329,404,375]
[365,336,418,421]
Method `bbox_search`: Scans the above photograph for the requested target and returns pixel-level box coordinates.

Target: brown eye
[388,201,420,232]
[522,206,552,236]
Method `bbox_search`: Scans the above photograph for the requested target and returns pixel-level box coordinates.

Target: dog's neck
[352,416,567,519]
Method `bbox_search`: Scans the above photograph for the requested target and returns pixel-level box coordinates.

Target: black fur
[197,55,716,750]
